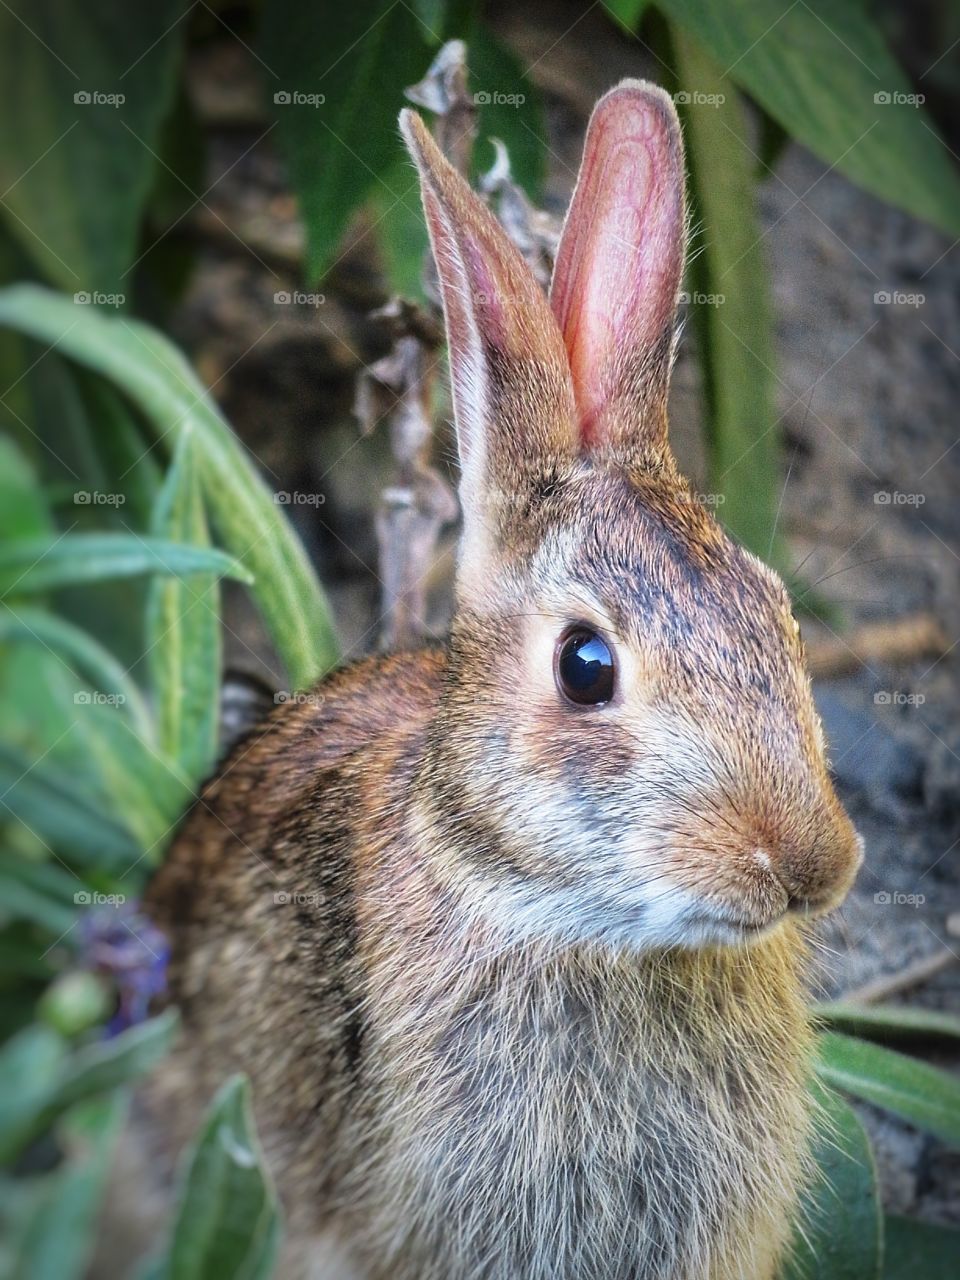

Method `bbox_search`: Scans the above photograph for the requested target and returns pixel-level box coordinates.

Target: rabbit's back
[142,648,447,1240]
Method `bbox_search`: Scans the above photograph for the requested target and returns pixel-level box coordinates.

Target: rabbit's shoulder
[146,647,446,925]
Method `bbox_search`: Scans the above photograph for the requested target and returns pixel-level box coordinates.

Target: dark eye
[555,627,615,706]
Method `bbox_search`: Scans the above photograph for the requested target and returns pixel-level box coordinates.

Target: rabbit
[141,80,863,1280]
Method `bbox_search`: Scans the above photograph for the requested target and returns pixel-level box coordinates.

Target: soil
[166,2,960,1228]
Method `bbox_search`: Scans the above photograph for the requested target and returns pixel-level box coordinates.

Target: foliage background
[0,2,958,1278]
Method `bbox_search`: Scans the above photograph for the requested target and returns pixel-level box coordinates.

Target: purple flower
[79,902,170,1035]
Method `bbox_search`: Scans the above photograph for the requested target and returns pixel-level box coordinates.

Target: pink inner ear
[550,88,684,447]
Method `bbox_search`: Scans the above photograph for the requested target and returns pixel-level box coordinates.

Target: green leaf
[0,1011,178,1163]
[671,27,784,563]
[660,0,960,239]
[0,533,252,596]
[39,1010,178,1125]
[0,0,188,293]
[0,849,79,934]
[0,437,52,542]
[0,605,154,741]
[374,155,430,299]
[162,1074,281,1280]
[0,285,340,687]
[816,1032,960,1147]
[601,0,651,33]
[0,1023,66,1162]
[0,742,142,870]
[814,1002,960,1047]
[781,1083,882,1280]
[261,0,431,283]
[467,24,546,198]
[8,1092,129,1280]
[148,433,222,786]
[884,1214,960,1279]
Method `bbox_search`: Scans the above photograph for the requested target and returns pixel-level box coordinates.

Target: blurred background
[0,1,958,1277]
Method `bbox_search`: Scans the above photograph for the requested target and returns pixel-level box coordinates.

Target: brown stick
[806,612,950,678]
[838,946,959,1004]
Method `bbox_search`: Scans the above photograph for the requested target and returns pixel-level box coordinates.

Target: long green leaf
[672,27,783,562]
[163,1074,281,1280]
[661,0,960,238]
[0,850,80,934]
[884,1214,960,1279]
[262,0,431,283]
[0,533,251,597]
[0,0,188,292]
[0,604,154,741]
[0,1024,66,1162]
[10,1092,129,1280]
[781,1083,882,1280]
[0,742,142,869]
[816,1032,960,1147]
[0,286,339,687]
[814,1002,960,1047]
[148,433,222,786]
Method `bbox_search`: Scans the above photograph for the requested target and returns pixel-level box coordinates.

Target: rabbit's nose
[773,826,864,918]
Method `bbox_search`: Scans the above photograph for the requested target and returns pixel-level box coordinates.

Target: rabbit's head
[400,82,862,951]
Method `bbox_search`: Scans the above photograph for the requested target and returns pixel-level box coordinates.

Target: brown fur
[140,81,861,1280]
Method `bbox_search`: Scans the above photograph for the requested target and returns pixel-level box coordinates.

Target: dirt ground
[167,4,959,1227]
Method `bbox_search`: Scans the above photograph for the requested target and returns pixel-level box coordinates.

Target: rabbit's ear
[399,110,577,526]
[550,81,686,463]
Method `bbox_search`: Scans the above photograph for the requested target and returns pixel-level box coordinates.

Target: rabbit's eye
[555,627,615,706]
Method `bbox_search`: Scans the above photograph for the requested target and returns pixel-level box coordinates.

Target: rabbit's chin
[454,874,798,954]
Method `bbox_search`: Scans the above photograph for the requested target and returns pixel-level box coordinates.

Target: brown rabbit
[142,81,862,1280]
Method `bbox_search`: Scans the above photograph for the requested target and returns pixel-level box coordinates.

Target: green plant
[0,290,958,1276]
[0,2,958,1276]
[1,0,957,566]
